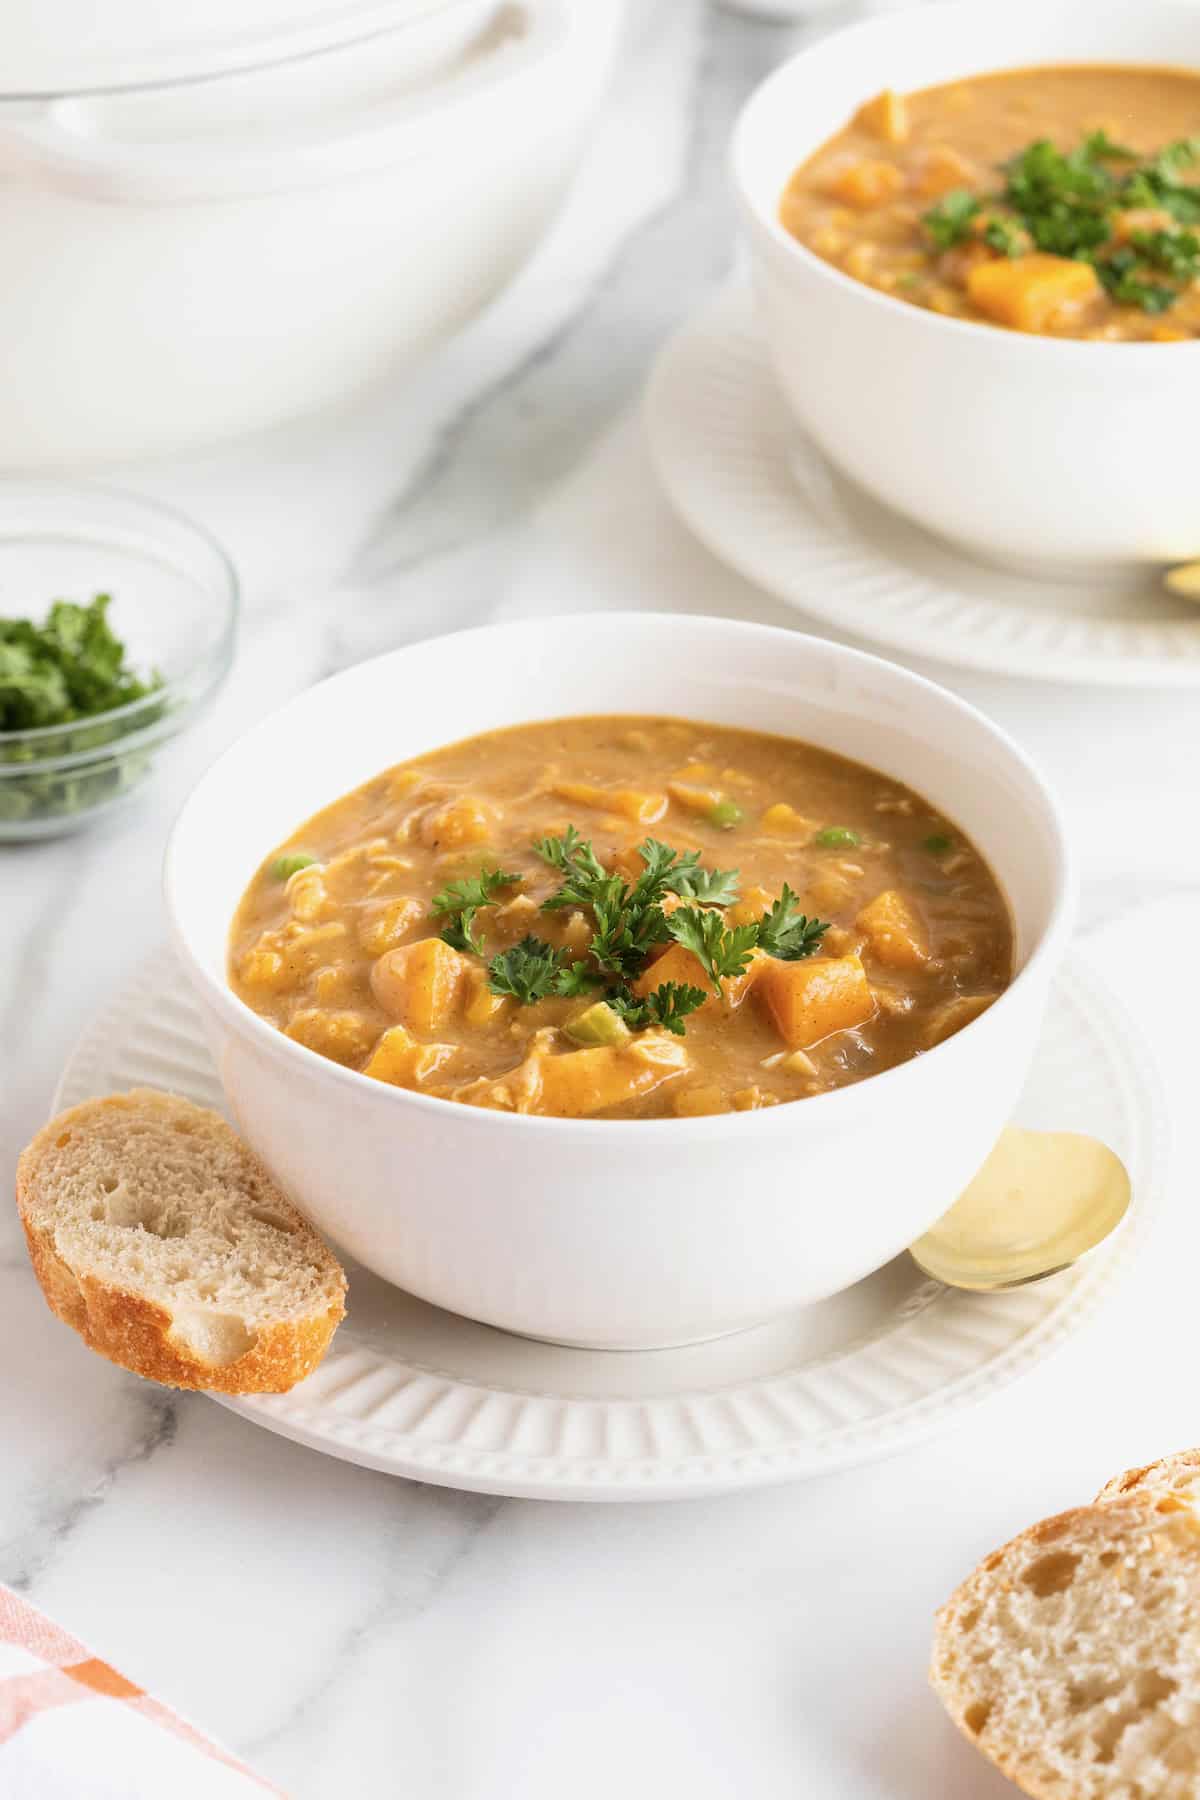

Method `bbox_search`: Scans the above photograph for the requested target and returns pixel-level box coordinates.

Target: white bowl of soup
[733,0,1200,571]
[165,614,1073,1349]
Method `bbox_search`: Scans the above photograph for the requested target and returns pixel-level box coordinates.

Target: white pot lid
[1,0,471,96]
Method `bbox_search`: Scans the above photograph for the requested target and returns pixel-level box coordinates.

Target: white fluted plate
[645,282,1200,686]
[55,947,1165,1501]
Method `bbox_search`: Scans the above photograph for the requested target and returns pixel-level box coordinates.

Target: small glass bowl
[0,482,238,841]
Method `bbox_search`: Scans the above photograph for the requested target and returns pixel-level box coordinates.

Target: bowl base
[509,1320,767,1354]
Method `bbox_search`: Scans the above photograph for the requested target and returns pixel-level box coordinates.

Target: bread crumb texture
[932,1495,1200,1799]
[16,1089,345,1393]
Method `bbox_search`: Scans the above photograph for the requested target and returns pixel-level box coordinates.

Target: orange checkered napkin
[0,1584,281,1797]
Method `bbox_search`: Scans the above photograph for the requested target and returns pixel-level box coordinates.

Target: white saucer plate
[56,948,1166,1502]
[645,282,1200,687]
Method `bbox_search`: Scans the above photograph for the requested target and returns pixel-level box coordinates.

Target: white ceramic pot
[165,615,1075,1350]
[733,0,1200,571]
[0,0,618,466]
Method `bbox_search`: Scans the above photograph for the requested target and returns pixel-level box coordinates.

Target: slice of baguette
[931,1496,1200,1799]
[1097,1449,1200,1508]
[16,1089,345,1394]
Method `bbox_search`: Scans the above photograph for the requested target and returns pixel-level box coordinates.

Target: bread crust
[16,1091,345,1394]
[1096,1449,1200,1505]
[930,1496,1195,1800]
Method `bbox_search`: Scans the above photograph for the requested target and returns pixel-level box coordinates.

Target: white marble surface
[4,3,1200,1794]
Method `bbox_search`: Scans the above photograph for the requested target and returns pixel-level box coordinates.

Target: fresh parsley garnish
[754,885,830,962]
[556,960,604,998]
[488,936,571,1004]
[483,829,829,1033]
[666,858,741,905]
[666,907,762,997]
[920,131,1200,315]
[534,831,730,980]
[0,594,160,730]
[0,594,166,825]
[923,188,980,249]
[431,864,521,955]
[609,981,709,1037]
[982,215,1024,258]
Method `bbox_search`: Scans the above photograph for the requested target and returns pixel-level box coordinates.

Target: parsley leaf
[0,594,160,731]
[609,981,709,1037]
[922,188,981,249]
[556,960,603,999]
[1094,243,1178,313]
[755,885,830,962]
[982,215,1024,257]
[431,864,521,955]
[666,860,741,905]
[535,832,735,981]
[488,936,571,1004]
[666,906,761,997]
[516,825,830,1027]
[534,825,608,894]
[1082,128,1138,163]
[0,594,167,825]
[920,130,1200,317]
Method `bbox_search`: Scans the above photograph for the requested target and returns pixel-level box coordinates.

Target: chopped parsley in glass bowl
[0,484,237,840]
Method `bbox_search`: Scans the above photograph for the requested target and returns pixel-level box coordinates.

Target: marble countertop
[4,4,1200,1794]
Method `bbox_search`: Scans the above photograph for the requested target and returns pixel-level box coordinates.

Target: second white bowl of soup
[166,614,1073,1349]
[734,0,1200,570]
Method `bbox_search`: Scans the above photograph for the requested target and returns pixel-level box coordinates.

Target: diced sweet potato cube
[419,795,497,849]
[238,945,293,993]
[238,922,347,993]
[758,955,874,1049]
[462,966,513,1029]
[535,1035,689,1118]
[362,1024,457,1088]
[965,253,1101,333]
[356,897,423,957]
[760,803,816,836]
[631,941,708,1000]
[913,144,976,198]
[370,937,469,1033]
[552,781,668,825]
[854,88,909,145]
[609,843,646,882]
[667,779,722,815]
[856,889,928,970]
[285,1009,376,1065]
[632,942,765,1011]
[827,158,905,209]
[313,965,357,1005]
[726,884,774,928]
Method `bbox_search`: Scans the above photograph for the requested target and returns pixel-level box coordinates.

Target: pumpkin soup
[781,65,1200,339]
[229,717,1013,1120]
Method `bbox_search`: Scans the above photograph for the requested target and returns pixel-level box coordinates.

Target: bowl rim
[731,0,1200,359]
[0,478,239,767]
[165,612,1077,1138]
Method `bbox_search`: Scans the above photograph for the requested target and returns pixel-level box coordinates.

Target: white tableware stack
[0,0,620,465]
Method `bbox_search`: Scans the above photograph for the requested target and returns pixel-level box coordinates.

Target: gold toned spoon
[909,1127,1132,1292]
[1165,561,1200,601]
